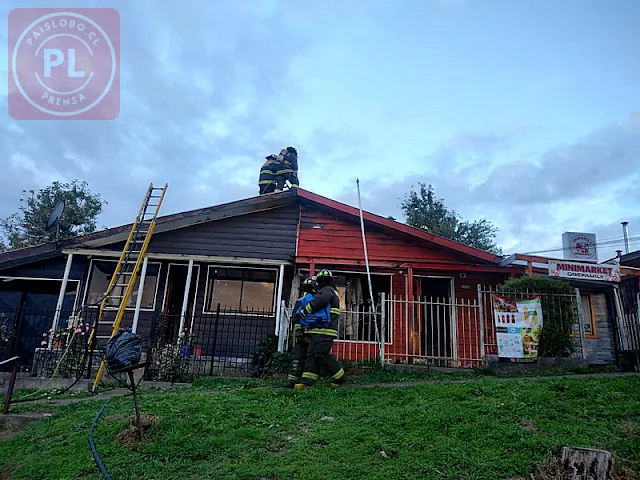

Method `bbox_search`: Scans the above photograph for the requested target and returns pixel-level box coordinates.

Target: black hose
[88,397,113,480]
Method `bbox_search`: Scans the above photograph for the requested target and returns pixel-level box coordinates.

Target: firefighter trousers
[300,334,345,386]
[287,334,309,385]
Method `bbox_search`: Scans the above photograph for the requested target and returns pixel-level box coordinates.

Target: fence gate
[331,295,483,367]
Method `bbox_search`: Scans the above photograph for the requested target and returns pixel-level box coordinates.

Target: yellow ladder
[89,183,168,392]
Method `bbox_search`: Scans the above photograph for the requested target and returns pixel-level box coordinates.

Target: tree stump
[560,447,613,480]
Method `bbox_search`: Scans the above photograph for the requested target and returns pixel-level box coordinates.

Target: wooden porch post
[131,256,149,333]
[408,266,419,357]
[309,262,315,276]
[177,259,194,337]
[274,264,285,336]
[51,253,73,334]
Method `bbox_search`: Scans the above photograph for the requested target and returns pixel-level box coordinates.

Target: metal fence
[0,306,102,371]
[333,304,388,362]
[617,312,640,369]
[146,304,277,380]
[478,285,585,359]
[380,295,482,367]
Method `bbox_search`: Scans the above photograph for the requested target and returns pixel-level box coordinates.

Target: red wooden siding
[298,207,471,265]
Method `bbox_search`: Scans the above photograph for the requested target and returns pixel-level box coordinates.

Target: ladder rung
[115,284,131,288]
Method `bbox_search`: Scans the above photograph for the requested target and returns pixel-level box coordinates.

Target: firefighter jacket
[300,285,340,337]
[259,159,278,187]
[276,152,298,176]
[296,293,330,329]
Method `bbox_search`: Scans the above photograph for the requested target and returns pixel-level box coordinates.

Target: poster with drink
[492,294,543,360]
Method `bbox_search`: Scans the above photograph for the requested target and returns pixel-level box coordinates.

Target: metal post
[621,222,631,254]
[209,304,221,376]
[2,358,19,415]
[380,292,386,366]
[574,288,588,360]
[477,284,485,362]
[132,257,149,333]
[275,264,285,336]
[177,260,194,337]
[51,253,74,336]
[612,286,626,351]
[128,370,143,440]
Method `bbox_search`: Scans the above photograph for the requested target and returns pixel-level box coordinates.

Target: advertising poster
[492,294,544,359]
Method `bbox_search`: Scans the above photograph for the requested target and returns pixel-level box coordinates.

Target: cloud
[472,109,640,206]
[0,0,311,228]
[333,110,640,260]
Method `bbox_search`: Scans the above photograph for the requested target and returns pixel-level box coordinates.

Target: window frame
[202,265,278,315]
[83,258,162,311]
[159,262,201,333]
[572,292,598,338]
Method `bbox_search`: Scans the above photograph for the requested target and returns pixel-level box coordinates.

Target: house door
[162,264,199,342]
[414,277,453,359]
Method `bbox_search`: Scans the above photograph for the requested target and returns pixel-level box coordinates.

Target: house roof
[0,188,501,268]
[620,249,640,267]
[296,189,501,264]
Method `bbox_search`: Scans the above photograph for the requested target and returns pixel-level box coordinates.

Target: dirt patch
[116,414,159,447]
[105,414,129,423]
[0,426,20,442]
[621,420,638,436]
[519,419,539,432]
[0,468,14,480]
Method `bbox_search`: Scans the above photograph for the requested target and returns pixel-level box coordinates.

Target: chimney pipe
[616,250,623,258]
[621,221,631,254]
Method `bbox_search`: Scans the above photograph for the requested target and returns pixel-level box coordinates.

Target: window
[299,271,391,343]
[204,267,276,313]
[573,293,597,337]
[85,260,161,310]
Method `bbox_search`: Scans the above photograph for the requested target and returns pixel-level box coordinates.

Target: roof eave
[295,189,501,264]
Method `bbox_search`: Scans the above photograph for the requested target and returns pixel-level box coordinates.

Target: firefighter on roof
[295,269,346,389]
[258,154,280,195]
[274,146,299,193]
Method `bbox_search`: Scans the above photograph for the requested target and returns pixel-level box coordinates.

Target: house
[0,188,525,374]
[500,253,640,367]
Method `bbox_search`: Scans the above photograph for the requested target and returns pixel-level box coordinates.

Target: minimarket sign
[548,259,621,282]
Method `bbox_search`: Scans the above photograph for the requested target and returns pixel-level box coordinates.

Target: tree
[400,182,502,254]
[0,180,106,251]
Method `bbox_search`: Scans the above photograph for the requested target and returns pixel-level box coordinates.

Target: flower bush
[156,327,192,382]
[37,316,90,378]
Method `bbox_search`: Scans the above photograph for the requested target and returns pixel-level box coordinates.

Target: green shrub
[251,334,292,377]
[497,276,576,357]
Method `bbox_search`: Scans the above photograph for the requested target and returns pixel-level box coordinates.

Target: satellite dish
[45,200,65,232]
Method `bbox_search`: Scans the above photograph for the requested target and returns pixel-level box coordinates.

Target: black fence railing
[146,305,277,381]
[0,306,102,374]
[0,304,278,380]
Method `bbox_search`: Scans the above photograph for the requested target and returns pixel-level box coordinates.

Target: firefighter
[295,269,346,389]
[274,146,299,193]
[285,276,320,388]
[259,154,279,195]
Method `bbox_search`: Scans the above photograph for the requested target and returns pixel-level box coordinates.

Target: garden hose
[88,391,135,480]
[88,397,113,480]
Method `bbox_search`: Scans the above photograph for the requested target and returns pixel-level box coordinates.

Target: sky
[1,0,639,262]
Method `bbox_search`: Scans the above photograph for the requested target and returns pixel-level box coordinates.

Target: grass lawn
[1,375,639,480]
